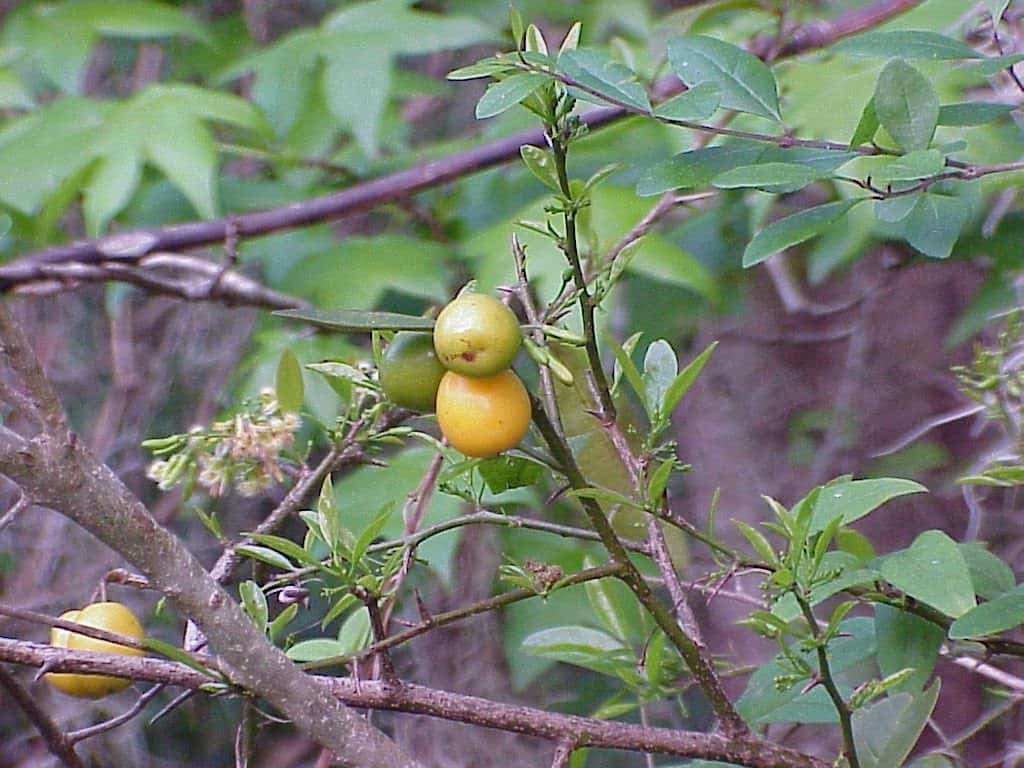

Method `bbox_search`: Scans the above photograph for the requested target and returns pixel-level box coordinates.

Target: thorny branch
[0,639,830,768]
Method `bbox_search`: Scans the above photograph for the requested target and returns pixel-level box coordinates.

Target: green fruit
[433,293,522,377]
[379,332,446,412]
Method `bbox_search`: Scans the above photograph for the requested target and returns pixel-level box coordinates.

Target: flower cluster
[145,388,300,497]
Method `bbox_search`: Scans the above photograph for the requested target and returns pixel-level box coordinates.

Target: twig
[0,663,86,768]
[0,492,31,533]
[549,739,575,768]
[795,593,860,768]
[0,637,831,768]
[0,301,67,433]
[67,684,166,744]
[301,561,627,672]
[513,235,562,432]
[530,401,748,737]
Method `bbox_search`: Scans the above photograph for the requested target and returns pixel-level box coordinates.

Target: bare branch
[0,664,86,768]
[67,684,166,744]
[0,638,831,768]
[0,302,67,433]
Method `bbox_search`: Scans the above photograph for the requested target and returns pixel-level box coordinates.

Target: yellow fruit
[46,602,145,699]
[433,293,522,377]
[436,369,531,457]
[379,332,446,412]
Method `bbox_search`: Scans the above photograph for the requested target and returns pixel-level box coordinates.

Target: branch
[0,0,926,293]
[0,638,831,768]
[0,664,86,768]
[0,302,420,768]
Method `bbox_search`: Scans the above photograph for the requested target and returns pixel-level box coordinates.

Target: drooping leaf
[836,31,982,60]
[239,580,269,632]
[873,59,939,152]
[743,199,864,267]
[862,149,945,185]
[666,34,781,120]
[903,192,967,259]
[881,531,977,618]
[949,586,1024,639]
[960,543,1016,600]
[874,604,943,693]
[850,97,880,147]
[851,682,940,768]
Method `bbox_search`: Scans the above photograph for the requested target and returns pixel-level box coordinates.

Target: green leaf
[276,349,305,414]
[881,530,977,618]
[269,603,298,642]
[874,604,943,693]
[949,586,1024,639]
[863,149,945,184]
[850,97,879,147]
[735,521,777,566]
[875,193,920,224]
[968,53,1024,76]
[643,340,678,420]
[610,334,646,406]
[653,82,721,121]
[583,557,643,643]
[250,533,321,567]
[558,48,651,113]
[810,478,926,532]
[661,341,716,417]
[666,35,781,121]
[351,504,394,567]
[937,102,1016,127]
[239,580,268,631]
[446,57,510,81]
[960,544,1016,600]
[274,309,435,333]
[0,68,32,110]
[712,162,827,191]
[646,458,675,502]
[337,606,372,654]
[743,199,864,267]
[520,145,562,193]
[851,681,940,768]
[321,43,391,157]
[904,192,967,259]
[522,625,629,673]
[836,31,982,60]
[234,545,295,572]
[286,638,346,662]
[476,72,549,118]
[142,637,219,678]
[873,59,938,152]
[477,456,544,494]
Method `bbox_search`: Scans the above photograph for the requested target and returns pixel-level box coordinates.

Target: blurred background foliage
[0,0,1022,766]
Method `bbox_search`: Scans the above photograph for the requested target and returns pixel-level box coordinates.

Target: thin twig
[0,300,67,433]
[0,492,31,533]
[0,664,86,768]
[67,684,166,744]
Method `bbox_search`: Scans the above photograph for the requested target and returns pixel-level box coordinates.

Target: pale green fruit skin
[379,332,446,412]
[433,294,522,377]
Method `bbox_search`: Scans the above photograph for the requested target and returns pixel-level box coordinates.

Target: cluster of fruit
[46,601,144,699]
[379,293,531,457]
